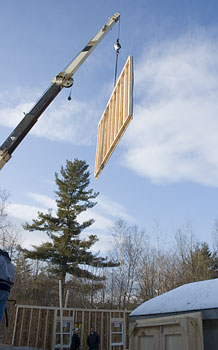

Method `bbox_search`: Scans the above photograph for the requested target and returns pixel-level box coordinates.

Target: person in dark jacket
[70,328,80,350]
[0,250,15,323]
[87,327,100,350]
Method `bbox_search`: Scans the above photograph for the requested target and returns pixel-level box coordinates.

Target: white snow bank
[130,278,218,317]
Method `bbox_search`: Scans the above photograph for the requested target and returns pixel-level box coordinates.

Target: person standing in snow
[0,249,15,323]
[87,327,100,350]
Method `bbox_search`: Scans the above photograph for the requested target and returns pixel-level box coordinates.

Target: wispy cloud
[6,203,44,222]
[27,192,56,209]
[6,192,56,222]
[79,194,134,231]
[0,88,99,145]
[5,193,131,250]
[123,29,218,187]
[97,194,134,222]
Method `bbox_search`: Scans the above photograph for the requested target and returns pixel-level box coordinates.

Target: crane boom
[0,13,120,171]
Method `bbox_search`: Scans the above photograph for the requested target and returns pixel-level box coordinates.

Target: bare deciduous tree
[106,220,144,308]
[0,189,22,259]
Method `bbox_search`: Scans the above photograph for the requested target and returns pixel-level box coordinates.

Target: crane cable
[114,17,121,87]
[68,17,121,100]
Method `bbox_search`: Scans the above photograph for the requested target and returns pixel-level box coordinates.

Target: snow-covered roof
[130,278,218,317]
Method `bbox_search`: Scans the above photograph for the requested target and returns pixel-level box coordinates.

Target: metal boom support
[0,13,120,170]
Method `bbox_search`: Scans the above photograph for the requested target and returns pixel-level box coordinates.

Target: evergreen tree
[23,159,118,293]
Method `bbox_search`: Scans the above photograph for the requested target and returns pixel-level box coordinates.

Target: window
[111,318,124,347]
[55,320,73,349]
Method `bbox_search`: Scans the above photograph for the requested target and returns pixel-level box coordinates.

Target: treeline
[1,159,218,311]
[3,219,218,311]
[105,219,218,309]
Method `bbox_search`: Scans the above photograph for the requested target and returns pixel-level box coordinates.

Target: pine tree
[23,159,118,294]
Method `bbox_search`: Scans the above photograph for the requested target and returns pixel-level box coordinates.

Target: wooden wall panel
[95,56,133,178]
[11,305,131,350]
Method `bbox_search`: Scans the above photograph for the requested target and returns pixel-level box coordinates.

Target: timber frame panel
[11,305,131,350]
[95,55,133,178]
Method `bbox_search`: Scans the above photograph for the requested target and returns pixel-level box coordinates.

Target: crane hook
[114,38,121,54]
[68,88,72,101]
[114,17,121,87]
[114,38,121,87]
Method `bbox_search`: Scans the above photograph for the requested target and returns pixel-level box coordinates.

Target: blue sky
[1,0,218,252]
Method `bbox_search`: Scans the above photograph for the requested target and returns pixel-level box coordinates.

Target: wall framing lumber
[10,304,131,350]
[27,308,33,346]
[95,55,133,178]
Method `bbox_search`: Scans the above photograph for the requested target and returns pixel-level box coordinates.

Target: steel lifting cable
[114,17,121,87]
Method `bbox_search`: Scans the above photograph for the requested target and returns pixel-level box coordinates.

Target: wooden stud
[52,309,57,350]
[27,308,33,346]
[35,309,41,348]
[82,309,85,349]
[18,308,25,346]
[12,305,19,345]
[43,309,49,350]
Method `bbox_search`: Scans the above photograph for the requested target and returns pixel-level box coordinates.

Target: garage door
[129,312,204,350]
